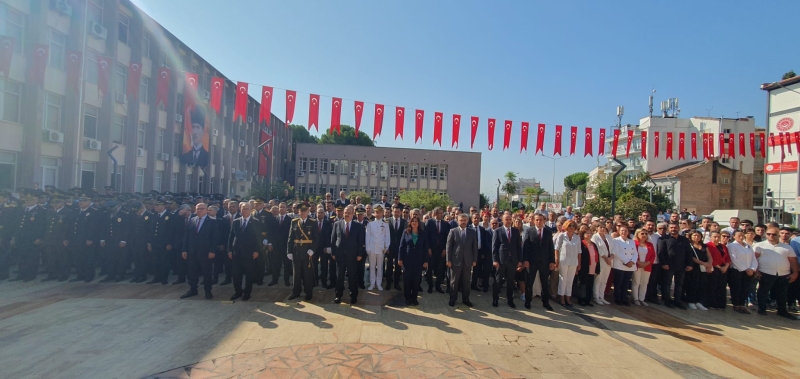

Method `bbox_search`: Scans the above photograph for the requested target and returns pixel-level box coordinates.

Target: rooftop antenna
[705,106,713,117]
[674,97,680,117]
[649,88,656,117]
[661,100,668,118]
[616,106,624,128]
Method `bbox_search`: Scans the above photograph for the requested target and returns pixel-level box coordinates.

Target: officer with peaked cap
[9,190,47,281]
[41,194,71,282]
[68,191,102,282]
[287,202,319,301]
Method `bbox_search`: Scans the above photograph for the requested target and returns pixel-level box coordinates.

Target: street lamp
[540,154,569,205]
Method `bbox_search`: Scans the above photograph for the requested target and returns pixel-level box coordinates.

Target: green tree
[290,124,319,162]
[399,189,452,210]
[582,197,612,217]
[249,181,294,201]
[589,173,673,216]
[318,125,375,147]
[479,193,489,209]
[617,197,658,220]
[524,187,545,208]
[347,190,372,205]
[783,70,796,80]
[564,172,589,192]
[501,171,517,199]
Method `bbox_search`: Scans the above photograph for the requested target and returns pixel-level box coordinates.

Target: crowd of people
[0,187,798,320]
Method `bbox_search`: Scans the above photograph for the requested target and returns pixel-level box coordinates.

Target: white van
[707,209,759,227]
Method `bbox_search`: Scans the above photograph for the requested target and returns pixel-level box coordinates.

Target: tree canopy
[783,70,796,80]
[318,125,375,146]
[290,124,319,161]
[564,172,589,192]
[501,171,517,199]
[583,173,673,218]
[399,189,452,210]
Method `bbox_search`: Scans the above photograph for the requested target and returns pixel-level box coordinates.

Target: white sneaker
[641,301,649,307]
[368,284,375,291]
[377,285,383,291]
[593,298,604,306]
[687,303,697,310]
[696,303,708,311]
[602,299,611,305]
[520,293,526,301]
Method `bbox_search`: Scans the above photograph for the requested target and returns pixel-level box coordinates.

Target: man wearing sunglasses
[753,227,799,319]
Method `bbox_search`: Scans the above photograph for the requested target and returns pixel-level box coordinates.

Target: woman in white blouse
[727,230,758,314]
[555,220,581,307]
[591,225,613,305]
[611,224,638,306]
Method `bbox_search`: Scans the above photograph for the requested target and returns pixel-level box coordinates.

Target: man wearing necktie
[445,214,478,307]
[386,205,407,291]
[522,213,556,311]
[227,202,262,301]
[330,205,366,304]
[269,202,292,287]
[179,107,210,167]
[492,214,523,308]
[180,203,219,299]
[425,207,451,293]
[469,213,492,293]
[315,207,335,289]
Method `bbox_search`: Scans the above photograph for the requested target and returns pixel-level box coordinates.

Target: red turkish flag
[260,86,273,125]
[354,101,364,135]
[233,81,248,123]
[126,62,142,99]
[27,44,48,86]
[719,134,726,158]
[570,126,578,155]
[97,54,112,96]
[330,97,342,134]
[702,134,709,159]
[749,133,756,158]
[521,122,530,153]
[308,94,320,131]
[779,133,787,160]
[795,132,800,156]
[739,133,746,158]
[641,131,648,159]
[184,72,199,111]
[470,117,479,149]
[503,120,513,150]
[691,133,697,159]
[414,109,424,143]
[708,133,715,157]
[598,128,606,156]
[654,132,660,158]
[536,124,546,154]
[611,129,620,158]
[395,107,405,140]
[678,132,686,160]
[488,119,496,150]
[759,133,766,158]
[156,67,170,109]
[66,50,82,94]
[373,104,384,139]
[666,132,673,160]
[786,132,793,155]
[728,133,736,158]
[584,127,593,157]
[433,112,443,146]
[626,130,633,158]
[452,114,461,148]
[554,125,563,156]
[209,76,224,115]
[0,36,14,77]
[285,90,296,124]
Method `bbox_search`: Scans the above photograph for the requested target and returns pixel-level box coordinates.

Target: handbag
[691,245,706,273]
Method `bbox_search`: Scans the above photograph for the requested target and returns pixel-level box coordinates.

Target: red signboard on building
[765,161,799,174]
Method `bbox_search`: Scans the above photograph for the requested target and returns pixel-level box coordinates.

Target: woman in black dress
[398,216,430,306]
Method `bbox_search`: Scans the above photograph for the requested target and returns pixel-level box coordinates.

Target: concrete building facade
[0,0,291,195]
[651,160,753,216]
[294,144,481,207]
[761,76,800,219]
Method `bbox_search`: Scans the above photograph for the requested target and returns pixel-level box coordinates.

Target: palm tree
[524,187,545,208]
[502,171,517,200]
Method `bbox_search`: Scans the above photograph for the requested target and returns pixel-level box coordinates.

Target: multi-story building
[0,0,291,195]
[650,160,753,216]
[294,144,481,207]
[761,76,800,223]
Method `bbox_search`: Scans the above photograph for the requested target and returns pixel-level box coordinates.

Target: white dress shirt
[754,240,795,276]
[727,241,758,272]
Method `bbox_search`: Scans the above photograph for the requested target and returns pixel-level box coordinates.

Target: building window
[309,158,317,174]
[171,172,178,192]
[142,31,151,59]
[175,93,183,115]
[137,122,147,149]
[410,163,418,179]
[298,184,305,195]
[350,162,358,177]
[118,14,129,44]
[308,184,316,195]
[88,0,103,25]
[0,79,20,123]
[139,76,149,104]
[110,164,123,191]
[43,92,63,131]
[85,50,99,84]
[298,157,307,174]
[83,106,99,139]
[320,158,328,175]
[330,159,338,175]
[114,63,127,95]
[370,162,377,176]
[156,129,164,153]
[370,187,378,199]
[419,164,427,179]
[41,157,58,188]
[81,162,96,189]
[173,133,181,156]
[0,3,24,53]
[380,162,388,180]
[390,162,398,176]
[440,165,448,180]
[430,164,438,179]
[111,114,125,144]
[400,163,407,178]
[720,177,731,184]
[159,49,167,68]
[186,173,192,191]
[154,170,163,192]
[47,29,66,70]
[340,160,349,175]
[721,198,729,204]
[135,168,144,193]
[360,161,368,176]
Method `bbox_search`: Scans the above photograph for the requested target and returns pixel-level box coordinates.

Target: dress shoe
[285,280,291,287]
[412,299,419,306]
[675,302,687,310]
[405,300,412,306]
[358,283,365,289]
[255,280,263,286]
[778,311,799,320]
[543,303,554,311]
[114,277,124,283]
[463,300,473,307]
[350,298,357,304]
[427,287,433,294]
[287,294,300,300]
[334,297,342,304]
[492,299,499,307]
[305,294,312,301]
[146,278,159,284]
[230,293,242,301]
[23,278,34,282]
[172,279,186,285]
[326,284,336,289]
[205,291,213,300]
[129,277,139,283]
[220,279,232,286]
[211,278,219,285]
[161,280,168,285]
[69,278,83,283]
[482,287,489,293]
[395,285,403,292]
[448,299,456,307]
[136,277,147,283]
[435,286,445,294]
[524,302,531,309]
[84,278,94,283]
[180,290,198,299]
[242,293,251,301]
[386,283,392,290]
[508,301,516,308]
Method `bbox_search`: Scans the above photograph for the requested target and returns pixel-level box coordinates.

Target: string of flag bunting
[2,38,786,160]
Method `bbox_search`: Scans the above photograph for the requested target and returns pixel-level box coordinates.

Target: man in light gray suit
[446,213,478,307]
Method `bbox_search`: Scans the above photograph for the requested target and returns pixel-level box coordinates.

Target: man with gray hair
[446,213,478,307]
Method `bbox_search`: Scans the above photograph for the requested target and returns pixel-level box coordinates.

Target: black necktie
[242,218,247,231]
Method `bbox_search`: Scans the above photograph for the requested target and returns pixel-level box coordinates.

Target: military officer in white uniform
[365,204,391,291]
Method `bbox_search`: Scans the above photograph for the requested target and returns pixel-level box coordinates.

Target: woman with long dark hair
[684,230,712,311]
[704,231,731,310]
[578,229,600,306]
[398,216,430,306]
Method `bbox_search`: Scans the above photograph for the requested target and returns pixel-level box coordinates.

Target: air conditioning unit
[380,176,387,181]
[298,172,305,177]
[350,174,356,179]
[247,116,253,124]
[411,178,417,183]
[203,90,210,100]
[159,153,170,161]
[212,129,218,137]
[175,113,183,122]
[90,21,107,40]
[137,148,145,157]
[115,92,127,104]
[52,0,73,16]
[239,140,245,147]
[42,130,64,143]
[84,138,102,150]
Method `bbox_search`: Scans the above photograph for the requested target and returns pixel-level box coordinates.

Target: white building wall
[764,83,800,201]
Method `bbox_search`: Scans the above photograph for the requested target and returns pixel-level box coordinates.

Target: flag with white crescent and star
[729,133,736,158]
[554,125,563,156]
[354,101,364,135]
[487,118,496,150]
[233,81,248,123]
[739,133,746,158]
[503,120,513,151]
[452,114,461,148]
[665,132,673,160]
[127,62,142,99]
[330,97,342,134]
[654,132,660,158]
[0,36,13,77]
[758,133,765,158]
[641,131,647,159]
[66,50,82,94]
[415,110,424,143]
[96,54,112,96]
[611,129,620,158]
[308,94,320,131]
[373,104,384,139]
[718,133,726,159]
[570,126,578,155]
[598,128,606,156]
[536,123,545,154]
[470,116,479,149]
[27,44,49,86]
[520,122,529,153]
[184,72,199,111]
[395,107,405,140]
[679,132,686,160]
[285,90,296,125]
[156,67,170,108]
[584,127,592,157]
[433,111,443,146]
[210,76,224,114]
[625,129,633,158]
[260,86,273,126]
[691,133,697,159]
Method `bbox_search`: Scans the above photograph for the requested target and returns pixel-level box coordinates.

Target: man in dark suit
[330,205,366,304]
[314,207,335,289]
[99,199,132,283]
[469,213,492,293]
[522,213,556,311]
[228,202,261,301]
[492,214,523,308]
[287,203,319,301]
[10,190,47,282]
[179,106,210,167]
[386,205,407,291]
[446,213,478,307]
[181,203,219,299]
[218,201,241,285]
[41,194,71,282]
[425,207,451,293]
[69,192,103,283]
[250,196,274,285]
[128,201,150,283]
[269,202,292,286]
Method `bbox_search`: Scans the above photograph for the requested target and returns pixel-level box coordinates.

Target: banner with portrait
[179,104,210,167]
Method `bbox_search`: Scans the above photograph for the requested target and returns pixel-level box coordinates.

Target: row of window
[296,185,446,200]
[297,158,448,180]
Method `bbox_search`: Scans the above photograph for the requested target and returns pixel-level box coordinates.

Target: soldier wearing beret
[287,202,319,301]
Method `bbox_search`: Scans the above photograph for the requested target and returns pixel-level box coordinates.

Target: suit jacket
[469,223,491,258]
[170,215,190,249]
[330,220,365,261]
[425,218,451,252]
[183,215,219,256]
[274,214,292,250]
[388,217,407,256]
[398,230,430,268]
[69,206,103,246]
[579,240,601,275]
[180,147,209,167]
[313,218,333,253]
[228,216,261,260]
[254,209,277,247]
[102,207,132,245]
[14,205,47,244]
[43,207,71,245]
[446,227,478,267]
[492,225,522,265]
[522,225,556,267]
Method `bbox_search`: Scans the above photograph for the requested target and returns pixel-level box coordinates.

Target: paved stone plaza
[1,279,798,378]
